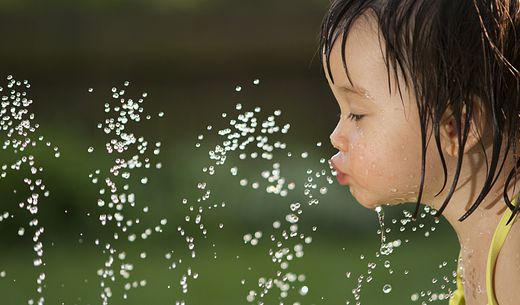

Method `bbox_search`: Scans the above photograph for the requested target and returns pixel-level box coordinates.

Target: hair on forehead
[320,0,520,222]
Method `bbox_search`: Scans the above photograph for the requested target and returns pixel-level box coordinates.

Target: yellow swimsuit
[449,194,519,305]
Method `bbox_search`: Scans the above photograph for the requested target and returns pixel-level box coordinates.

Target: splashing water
[85,80,457,305]
[183,80,346,305]
[199,86,310,303]
[0,75,61,305]
[88,81,168,304]
[0,76,460,305]
[344,202,458,304]
[375,206,395,256]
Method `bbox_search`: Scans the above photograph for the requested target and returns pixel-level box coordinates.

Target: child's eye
[347,113,364,122]
[337,113,365,121]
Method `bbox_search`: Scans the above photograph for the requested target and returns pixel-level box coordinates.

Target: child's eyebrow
[338,84,375,102]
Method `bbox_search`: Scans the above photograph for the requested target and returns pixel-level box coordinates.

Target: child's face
[325,15,447,209]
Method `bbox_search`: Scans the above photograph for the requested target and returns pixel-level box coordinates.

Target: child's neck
[429,152,520,304]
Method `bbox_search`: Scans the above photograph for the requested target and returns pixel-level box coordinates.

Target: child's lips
[330,159,350,186]
[335,170,350,185]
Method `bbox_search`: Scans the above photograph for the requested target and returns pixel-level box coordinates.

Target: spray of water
[0,75,61,305]
[87,81,168,304]
[0,76,460,305]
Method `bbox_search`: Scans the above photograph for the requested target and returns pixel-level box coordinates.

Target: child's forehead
[327,20,389,90]
[348,11,380,35]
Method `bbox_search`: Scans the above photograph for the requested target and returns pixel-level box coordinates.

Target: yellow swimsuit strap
[486,193,519,305]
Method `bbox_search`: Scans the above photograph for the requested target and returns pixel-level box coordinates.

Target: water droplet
[285,214,299,224]
[87,147,94,153]
[299,286,309,296]
[230,167,238,176]
[235,86,242,92]
[319,187,328,195]
[253,79,260,85]
[382,284,392,293]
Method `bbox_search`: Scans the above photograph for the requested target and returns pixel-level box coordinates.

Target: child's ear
[439,101,486,157]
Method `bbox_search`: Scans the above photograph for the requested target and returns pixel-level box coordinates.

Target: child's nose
[330,122,348,152]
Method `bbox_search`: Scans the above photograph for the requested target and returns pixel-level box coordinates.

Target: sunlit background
[0,1,459,304]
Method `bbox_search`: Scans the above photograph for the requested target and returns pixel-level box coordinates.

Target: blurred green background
[0,1,459,304]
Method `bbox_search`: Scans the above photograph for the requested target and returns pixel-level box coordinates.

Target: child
[320,0,519,304]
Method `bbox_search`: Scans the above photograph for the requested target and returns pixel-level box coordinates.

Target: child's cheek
[354,128,412,182]
[348,131,386,180]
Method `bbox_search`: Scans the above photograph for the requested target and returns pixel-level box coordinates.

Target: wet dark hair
[320,0,520,223]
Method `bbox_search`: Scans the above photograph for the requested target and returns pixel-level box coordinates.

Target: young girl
[320,1,519,304]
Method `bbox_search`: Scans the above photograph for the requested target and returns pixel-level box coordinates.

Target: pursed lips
[330,157,350,185]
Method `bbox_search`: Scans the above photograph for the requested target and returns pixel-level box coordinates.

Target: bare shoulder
[494,220,520,305]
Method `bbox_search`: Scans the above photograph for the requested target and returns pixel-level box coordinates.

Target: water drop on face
[382,284,392,293]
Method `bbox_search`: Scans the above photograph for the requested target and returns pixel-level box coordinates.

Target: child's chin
[355,197,405,211]
[350,188,405,210]
[356,199,380,210]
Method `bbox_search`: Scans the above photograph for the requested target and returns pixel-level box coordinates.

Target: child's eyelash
[338,113,365,122]
[348,113,364,121]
